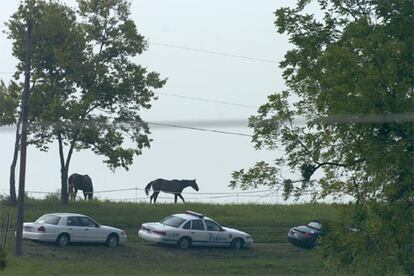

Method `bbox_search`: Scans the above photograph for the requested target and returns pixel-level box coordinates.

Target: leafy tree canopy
[0,81,20,126]
[6,0,166,202]
[230,0,413,274]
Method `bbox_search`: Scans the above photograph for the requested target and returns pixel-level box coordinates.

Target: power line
[1,112,413,134]
[148,121,252,137]
[0,120,253,137]
[148,119,248,128]
[156,91,258,109]
[149,41,277,64]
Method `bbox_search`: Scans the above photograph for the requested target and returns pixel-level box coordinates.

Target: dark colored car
[287,220,324,248]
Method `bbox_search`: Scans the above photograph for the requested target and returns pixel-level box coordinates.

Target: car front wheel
[230,238,244,250]
[177,237,191,249]
[308,237,320,249]
[106,234,119,248]
[56,234,70,247]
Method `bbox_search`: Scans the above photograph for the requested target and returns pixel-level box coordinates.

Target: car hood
[100,225,123,232]
[222,226,250,237]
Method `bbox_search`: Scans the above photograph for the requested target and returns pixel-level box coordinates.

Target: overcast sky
[0,0,309,204]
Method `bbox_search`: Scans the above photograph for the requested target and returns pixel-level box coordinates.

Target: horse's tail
[85,175,93,200]
[145,181,153,196]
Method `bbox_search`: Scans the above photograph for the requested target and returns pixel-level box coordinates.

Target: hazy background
[0,0,319,204]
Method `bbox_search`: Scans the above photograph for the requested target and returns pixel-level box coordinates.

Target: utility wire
[149,41,277,64]
[1,112,413,135]
[148,119,248,128]
[148,121,252,137]
[0,121,253,137]
[155,91,259,109]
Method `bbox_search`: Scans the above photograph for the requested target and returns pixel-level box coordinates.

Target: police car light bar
[185,211,204,218]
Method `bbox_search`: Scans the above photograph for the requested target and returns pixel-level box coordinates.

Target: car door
[188,219,209,246]
[66,216,85,242]
[79,216,106,242]
[205,220,229,246]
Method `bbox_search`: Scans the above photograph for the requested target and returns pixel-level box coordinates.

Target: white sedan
[23,213,127,247]
[138,211,253,249]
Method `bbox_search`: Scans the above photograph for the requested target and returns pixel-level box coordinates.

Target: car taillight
[153,230,167,236]
[37,226,46,232]
[304,232,312,238]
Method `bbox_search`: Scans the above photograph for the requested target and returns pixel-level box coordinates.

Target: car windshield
[160,215,186,228]
[307,221,322,230]
[35,215,61,225]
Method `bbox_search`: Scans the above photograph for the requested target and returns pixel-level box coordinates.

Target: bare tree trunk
[16,21,32,257]
[58,133,68,204]
[60,167,69,204]
[57,132,76,204]
[9,117,21,206]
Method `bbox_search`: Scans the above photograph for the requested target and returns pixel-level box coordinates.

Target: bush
[319,202,413,275]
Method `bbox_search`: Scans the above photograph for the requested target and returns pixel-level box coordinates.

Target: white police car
[138,211,253,249]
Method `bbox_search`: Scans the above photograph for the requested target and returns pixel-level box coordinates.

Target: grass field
[0,199,342,275]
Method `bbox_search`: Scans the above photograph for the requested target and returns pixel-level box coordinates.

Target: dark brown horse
[145,179,199,203]
[68,173,93,200]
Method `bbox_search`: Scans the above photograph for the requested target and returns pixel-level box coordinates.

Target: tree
[230,0,413,274]
[7,0,166,204]
[0,81,20,206]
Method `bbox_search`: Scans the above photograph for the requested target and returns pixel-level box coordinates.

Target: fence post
[135,187,138,203]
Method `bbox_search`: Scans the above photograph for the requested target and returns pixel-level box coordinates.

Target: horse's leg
[153,192,160,203]
[178,193,185,203]
[83,190,87,200]
[174,194,178,203]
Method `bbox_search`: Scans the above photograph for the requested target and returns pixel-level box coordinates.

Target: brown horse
[145,179,199,203]
[68,173,93,200]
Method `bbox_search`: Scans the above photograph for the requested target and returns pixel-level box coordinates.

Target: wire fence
[0,186,301,205]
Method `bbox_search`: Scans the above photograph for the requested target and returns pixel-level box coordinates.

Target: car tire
[106,234,119,248]
[56,233,70,247]
[307,237,319,249]
[230,238,244,250]
[177,237,191,249]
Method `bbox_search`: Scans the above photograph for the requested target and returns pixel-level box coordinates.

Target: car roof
[42,213,86,217]
[173,213,213,221]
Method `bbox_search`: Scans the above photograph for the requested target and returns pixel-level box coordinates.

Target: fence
[0,186,299,204]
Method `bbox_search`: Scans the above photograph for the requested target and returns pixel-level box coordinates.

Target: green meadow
[0,199,341,275]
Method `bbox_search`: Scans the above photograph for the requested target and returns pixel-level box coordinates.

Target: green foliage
[6,0,166,201]
[320,201,413,275]
[231,0,414,274]
[43,192,60,202]
[0,81,20,126]
[7,0,166,168]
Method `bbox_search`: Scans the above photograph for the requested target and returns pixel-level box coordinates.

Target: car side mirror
[220,227,225,232]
